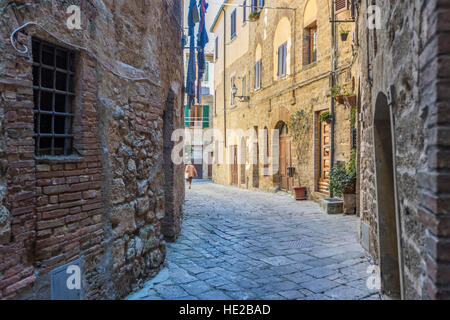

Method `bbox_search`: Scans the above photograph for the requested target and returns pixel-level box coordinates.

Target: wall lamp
[232,83,250,102]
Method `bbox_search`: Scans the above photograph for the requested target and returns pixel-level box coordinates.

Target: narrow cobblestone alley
[128,181,380,300]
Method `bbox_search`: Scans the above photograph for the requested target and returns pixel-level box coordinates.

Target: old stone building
[0,0,184,299]
[210,0,358,200]
[356,0,450,299]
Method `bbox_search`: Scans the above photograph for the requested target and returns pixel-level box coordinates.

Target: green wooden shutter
[185,105,190,127]
[202,105,209,128]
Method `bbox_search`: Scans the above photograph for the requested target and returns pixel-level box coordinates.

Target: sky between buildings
[184,0,222,53]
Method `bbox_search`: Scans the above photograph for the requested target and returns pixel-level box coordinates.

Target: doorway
[318,111,331,194]
[374,92,402,299]
[279,122,292,191]
[231,145,238,186]
[208,152,213,179]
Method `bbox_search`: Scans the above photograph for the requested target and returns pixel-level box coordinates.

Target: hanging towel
[186,0,198,109]
[196,0,209,103]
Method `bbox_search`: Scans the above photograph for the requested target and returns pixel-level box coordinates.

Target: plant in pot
[319,110,332,124]
[249,10,261,21]
[288,109,312,200]
[331,85,345,105]
[329,151,357,214]
[339,26,350,41]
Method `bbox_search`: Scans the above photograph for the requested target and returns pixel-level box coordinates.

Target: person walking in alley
[185,161,198,189]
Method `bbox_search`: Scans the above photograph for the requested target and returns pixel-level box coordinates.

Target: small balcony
[185,116,210,128]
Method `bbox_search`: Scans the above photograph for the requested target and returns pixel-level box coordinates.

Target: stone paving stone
[128,181,378,300]
[304,267,336,278]
[301,279,341,293]
[282,272,315,284]
[204,276,230,288]
[259,256,296,266]
[324,286,368,300]
[196,271,218,281]
[279,290,307,300]
[197,290,232,300]
[181,280,213,296]
[154,285,189,299]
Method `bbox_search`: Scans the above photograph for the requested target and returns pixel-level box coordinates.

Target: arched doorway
[373,92,402,299]
[277,121,292,191]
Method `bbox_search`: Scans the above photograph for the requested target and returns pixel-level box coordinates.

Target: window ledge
[302,61,319,70]
[35,155,85,164]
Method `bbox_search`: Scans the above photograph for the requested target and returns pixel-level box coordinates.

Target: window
[335,0,347,11]
[203,62,209,82]
[251,0,257,12]
[254,60,261,90]
[243,0,247,23]
[189,105,203,127]
[259,0,264,8]
[215,37,219,60]
[307,24,318,64]
[231,76,236,105]
[32,38,75,156]
[277,42,287,78]
[231,9,237,40]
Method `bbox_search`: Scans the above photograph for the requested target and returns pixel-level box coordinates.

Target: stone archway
[373,92,402,299]
[275,121,291,191]
[162,89,182,242]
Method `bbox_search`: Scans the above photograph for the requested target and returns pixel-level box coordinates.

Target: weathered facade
[0,0,184,299]
[210,0,358,200]
[357,0,450,299]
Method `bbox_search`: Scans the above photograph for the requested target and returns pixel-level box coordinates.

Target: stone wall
[357,0,450,299]
[0,0,184,299]
[212,0,357,200]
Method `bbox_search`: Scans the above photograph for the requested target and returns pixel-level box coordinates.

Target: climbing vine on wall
[288,108,313,167]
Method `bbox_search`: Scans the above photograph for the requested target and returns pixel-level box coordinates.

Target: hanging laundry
[196,0,209,103]
[186,0,199,109]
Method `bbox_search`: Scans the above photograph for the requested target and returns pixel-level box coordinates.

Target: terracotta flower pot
[345,95,357,107]
[335,95,345,105]
[293,186,307,201]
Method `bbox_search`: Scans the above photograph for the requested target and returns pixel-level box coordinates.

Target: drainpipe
[223,6,227,148]
[291,9,297,99]
[330,0,336,198]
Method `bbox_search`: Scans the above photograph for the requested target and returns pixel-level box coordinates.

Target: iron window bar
[32,37,76,156]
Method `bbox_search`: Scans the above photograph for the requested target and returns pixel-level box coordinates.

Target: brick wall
[418,0,450,300]
[357,0,450,299]
[0,0,184,299]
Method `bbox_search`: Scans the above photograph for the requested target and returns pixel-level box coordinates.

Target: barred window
[32,38,75,156]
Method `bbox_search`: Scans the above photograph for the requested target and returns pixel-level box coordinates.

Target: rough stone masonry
[0,0,184,299]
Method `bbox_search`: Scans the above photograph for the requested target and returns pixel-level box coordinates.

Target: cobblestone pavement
[128,180,380,300]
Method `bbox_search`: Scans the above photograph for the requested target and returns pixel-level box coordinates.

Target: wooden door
[231,145,238,186]
[208,152,213,179]
[280,136,292,191]
[318,116,331,193]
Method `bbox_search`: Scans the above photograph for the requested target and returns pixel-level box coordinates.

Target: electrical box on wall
[50,259,82,300]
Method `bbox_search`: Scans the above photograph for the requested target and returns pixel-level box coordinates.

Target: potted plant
[249,11,261,21]
[331,85,345,105]
[319,110,332,124]
[293,183,307,200]
[344,93,357,107]
[329,151,357,214]
[339,26,350,41]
